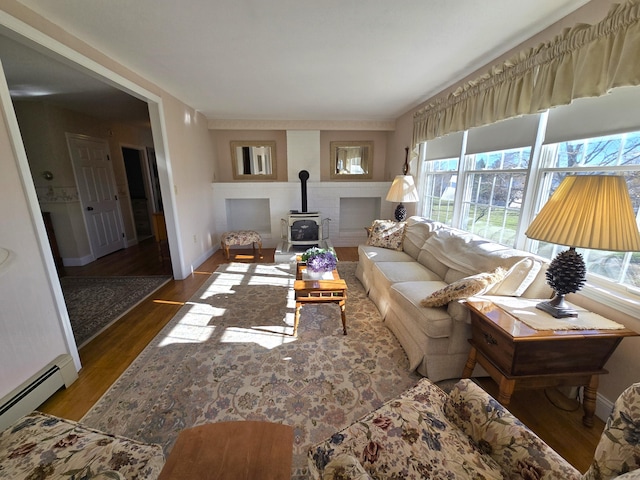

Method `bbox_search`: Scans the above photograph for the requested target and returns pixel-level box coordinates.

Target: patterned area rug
[60,275,172,348]
[81,262,421,478]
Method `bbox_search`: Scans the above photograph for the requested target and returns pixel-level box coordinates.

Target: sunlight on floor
[157,306,219,347]
[220,325,296,349]
[157,262,296,347]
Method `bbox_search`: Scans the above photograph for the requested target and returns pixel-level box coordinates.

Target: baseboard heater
[0,354,77,431]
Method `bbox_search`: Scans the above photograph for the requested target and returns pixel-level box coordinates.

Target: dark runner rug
[60,275,172,348]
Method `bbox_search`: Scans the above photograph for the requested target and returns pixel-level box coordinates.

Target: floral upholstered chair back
[583,382,640,480]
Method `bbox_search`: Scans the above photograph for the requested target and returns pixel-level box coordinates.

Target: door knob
[87,206,94,211]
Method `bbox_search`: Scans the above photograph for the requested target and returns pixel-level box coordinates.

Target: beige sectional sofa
[356,216,552,381]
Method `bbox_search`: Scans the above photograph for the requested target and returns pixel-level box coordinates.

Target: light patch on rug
[60,275,172,348]
[81,262,421,478]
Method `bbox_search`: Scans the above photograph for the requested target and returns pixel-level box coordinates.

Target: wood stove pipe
[299,170,309,212]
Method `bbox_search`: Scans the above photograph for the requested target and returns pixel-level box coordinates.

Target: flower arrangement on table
[301,247,338,273]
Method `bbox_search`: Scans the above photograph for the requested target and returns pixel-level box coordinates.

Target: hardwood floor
[39,242,603,473]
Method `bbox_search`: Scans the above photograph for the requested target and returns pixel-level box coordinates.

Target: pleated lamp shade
[385,175,419,203]
[525,175,640,252]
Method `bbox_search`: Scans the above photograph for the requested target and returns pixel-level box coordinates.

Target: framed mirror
[231,141,277,180]
[330,141,373,179]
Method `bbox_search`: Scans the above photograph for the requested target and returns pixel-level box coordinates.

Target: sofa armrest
[444,379,581,480]
[0,412,164,480]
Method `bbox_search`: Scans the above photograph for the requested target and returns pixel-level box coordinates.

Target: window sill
[579,282,640,320]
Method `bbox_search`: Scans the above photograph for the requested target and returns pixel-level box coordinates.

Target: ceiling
[2,0,592,124]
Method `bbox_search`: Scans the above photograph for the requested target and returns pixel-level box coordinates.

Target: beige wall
[319,130,390,182]
[211,130,288,182]
[211,129,392,183]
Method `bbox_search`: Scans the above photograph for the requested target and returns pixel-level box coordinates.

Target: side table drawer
[471,317,514,373]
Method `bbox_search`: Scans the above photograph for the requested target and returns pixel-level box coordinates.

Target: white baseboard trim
[596,391,614,422]
[191,246,216,272]
[62,253,94,267]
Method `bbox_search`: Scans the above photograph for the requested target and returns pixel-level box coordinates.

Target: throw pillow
[420,268,507,307]
[366,219,406,251]
[487,257,543,297]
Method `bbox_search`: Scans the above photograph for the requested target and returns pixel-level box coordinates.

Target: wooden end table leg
[582,375,599,427]
[462,346,477,378]
[257,241,263,257]
[497,377,516,405]
[339,299,347,335]
[294,302,301,336]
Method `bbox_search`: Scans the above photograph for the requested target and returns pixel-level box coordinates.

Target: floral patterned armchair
[0,411,164,479]
[308,378,640,480]
[584,382,640,480]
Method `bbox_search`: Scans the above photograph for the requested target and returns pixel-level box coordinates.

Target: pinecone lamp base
[537,247,586,318]
[394,203,407,222]
[536,294,578,318]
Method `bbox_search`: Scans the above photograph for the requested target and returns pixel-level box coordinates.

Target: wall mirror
[231,141,277,180]
[330,141,373,179]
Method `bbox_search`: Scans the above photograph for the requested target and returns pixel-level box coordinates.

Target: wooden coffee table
[462,299,638,427]
[158,421,293,480]
[293,262,347,336]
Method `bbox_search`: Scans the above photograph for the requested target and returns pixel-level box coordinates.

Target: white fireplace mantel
[211,181,395,247]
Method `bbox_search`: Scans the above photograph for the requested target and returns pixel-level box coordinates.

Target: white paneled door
[67,134,125,259]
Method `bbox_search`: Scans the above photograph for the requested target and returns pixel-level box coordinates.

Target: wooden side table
[158,421,293,480]
[462,299,638,427]
[294,262,347,336]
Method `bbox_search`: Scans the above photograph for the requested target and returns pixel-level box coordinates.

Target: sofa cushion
[416,245,450,279]
[373,261,443,286]
[366,219,405,251]
[309,378,504,480]
[423,229,544,295]
[357,244,413,264]
[390,281,453,338]
[402,216,443,259]
[421,268,507,307]
[488,257,544,296]
[445,380,581,480]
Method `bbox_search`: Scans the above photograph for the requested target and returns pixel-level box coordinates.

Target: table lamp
[525,175,640,318]
[386,148,419,222]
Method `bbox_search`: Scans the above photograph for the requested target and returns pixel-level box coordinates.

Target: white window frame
[418,116,640,318]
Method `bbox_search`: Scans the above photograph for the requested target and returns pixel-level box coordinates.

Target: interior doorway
[123,146,153,241]
[68,133,126,259]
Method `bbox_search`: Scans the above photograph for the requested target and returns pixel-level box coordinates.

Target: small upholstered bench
[220,230,263,259]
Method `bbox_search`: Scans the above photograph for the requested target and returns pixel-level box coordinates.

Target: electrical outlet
[193,234,197,243]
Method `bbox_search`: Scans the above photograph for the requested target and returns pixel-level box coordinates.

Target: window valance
[413,0,640,146]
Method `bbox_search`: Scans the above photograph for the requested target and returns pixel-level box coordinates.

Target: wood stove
[274,170,333,262]
[287,212,321,248]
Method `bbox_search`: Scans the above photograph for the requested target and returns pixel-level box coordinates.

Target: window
[419,157,458,225]
[418,87,640,315]
[461,147,530,246]
[531,132,640,289]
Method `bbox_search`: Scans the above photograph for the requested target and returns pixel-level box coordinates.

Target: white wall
[0,74,77,399]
